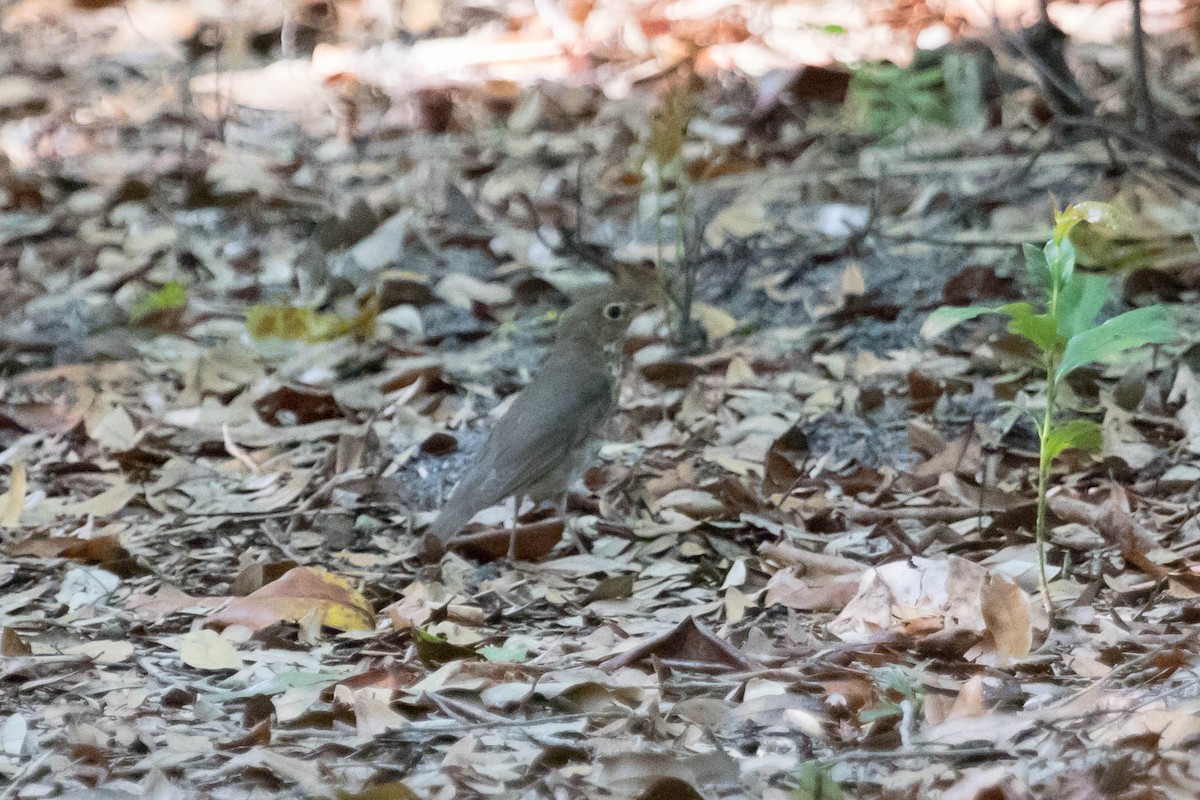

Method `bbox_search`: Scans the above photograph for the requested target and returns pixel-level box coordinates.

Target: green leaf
[479,640,527,663]
[921,305,1002,339]
[907,66,945,89]
[1055,273,1109,338]
[1000,302,1059,354]
[792,760,845,800]
[1023,242,1051,290]
[246,301,376,342]
[414,628,480,667]
[1044,237,1076,288]
[822,24,847,34]
[1044,418,1102,459]
[1057,305,1176,380]
[130,280,187,322]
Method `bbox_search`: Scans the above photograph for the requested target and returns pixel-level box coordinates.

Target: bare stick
[1129,0,1155,131]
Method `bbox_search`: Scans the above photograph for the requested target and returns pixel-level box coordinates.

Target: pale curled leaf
[0,462,26,527]
[177,629,243,671]
[691,302,738,340]
[1055,200,1139,242]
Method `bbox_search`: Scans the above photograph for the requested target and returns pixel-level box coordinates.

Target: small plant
[860,664,924,728]
[848,61,952,135]
[130,280,188,325]
[641,78,701,349]
[925,203,1177,613]
[791,760,844,800]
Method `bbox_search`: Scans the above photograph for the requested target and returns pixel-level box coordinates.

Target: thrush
[422,289,642,559]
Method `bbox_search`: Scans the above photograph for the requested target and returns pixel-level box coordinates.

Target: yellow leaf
[247,297,377,343]
[0,462,25,527]
[691,303,738,340]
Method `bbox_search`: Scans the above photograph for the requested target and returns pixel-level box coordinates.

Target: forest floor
[3,1,1200,798]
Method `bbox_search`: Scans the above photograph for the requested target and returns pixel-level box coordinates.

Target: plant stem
[654,167,665,276]
[1036,279,1062,618]
[654,166,672,336]
[1130,0,1155,131]
[674,161,692,347]
[1035,368,1055,617]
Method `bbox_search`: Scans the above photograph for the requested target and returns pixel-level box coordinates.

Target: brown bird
[422,289,642,559]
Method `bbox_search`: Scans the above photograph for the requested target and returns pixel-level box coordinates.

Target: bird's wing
[470,358,614,502]
[427,352,615,544]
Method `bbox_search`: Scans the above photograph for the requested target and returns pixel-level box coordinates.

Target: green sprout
[925,203,1177,613]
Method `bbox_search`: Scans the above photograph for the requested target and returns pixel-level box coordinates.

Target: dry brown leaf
[829,556,1035,663]
[384,582,485,629]
[125,585,222,622]
[724,355,755,386]
[938,472,1030,512]
[333,684,407,737]
[8,534,138,575]
[1048,488,1171,580]
[1,627,32,657]
[0,364,100,434]
[690,303,738,340]
[592,749,736,798]
[85,404,138,451]
[760,541,865,575]
[762,424,807,495]
[454,519,565,562]
[980,574,1032,665]
[653,488,725,518]
[764,567,861,612]
[603,616,752,671]
[913,429,979,490]
[949,675,986,719]
[941,767,1023,800]
[230,561,300,596]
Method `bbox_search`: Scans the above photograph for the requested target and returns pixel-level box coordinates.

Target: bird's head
[556,291,648,349]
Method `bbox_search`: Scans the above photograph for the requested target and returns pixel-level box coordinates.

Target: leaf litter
[2,1,1200,799]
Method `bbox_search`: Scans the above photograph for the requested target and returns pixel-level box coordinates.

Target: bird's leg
[508,494,527,561]
[560,490,589,553]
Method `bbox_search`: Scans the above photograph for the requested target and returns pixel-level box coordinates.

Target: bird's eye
[604,303,625,320]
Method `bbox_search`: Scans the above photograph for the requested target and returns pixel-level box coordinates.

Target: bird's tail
[426,479,487,545]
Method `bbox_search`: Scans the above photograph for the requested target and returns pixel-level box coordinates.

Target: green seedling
[925,203,1177,613]
[641,79,699,348]
[792,760,845,800]
[848,61,951,135]
[130,279,187,323]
